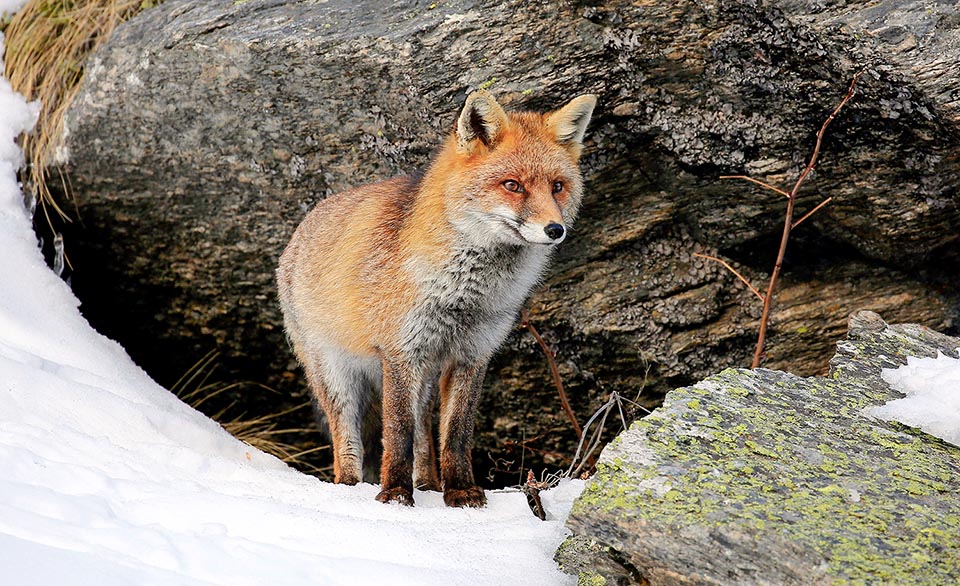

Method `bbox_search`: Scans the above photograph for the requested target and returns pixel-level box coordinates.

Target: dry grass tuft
[222,409,331,477]
[173,350,331,478]
[2,0,160,227]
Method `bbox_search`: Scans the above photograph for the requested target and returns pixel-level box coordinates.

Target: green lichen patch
[578,572,608,586]
[567,324,960,584]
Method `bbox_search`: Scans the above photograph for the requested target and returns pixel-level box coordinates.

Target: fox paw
[376,487,415,506]
[415,479,441,492]
[335,473,361,486]
[444,486,487,508]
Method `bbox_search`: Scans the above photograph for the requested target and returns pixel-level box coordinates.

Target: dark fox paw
[444,486,487,508]
[376,487,415,506]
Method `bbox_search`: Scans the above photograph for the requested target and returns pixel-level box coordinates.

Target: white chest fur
[398,244,551,365]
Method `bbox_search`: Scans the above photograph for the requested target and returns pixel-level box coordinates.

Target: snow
[0,28,580,586]
[0,1,28,18]
[871,351,960,447]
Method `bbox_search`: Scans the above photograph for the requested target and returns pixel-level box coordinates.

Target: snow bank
[0,29,580,586]
[0,1,29,17]
[872,351,960,447]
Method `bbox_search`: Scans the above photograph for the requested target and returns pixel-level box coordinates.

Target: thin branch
[502,439,570,463]
[788,71,865,201]
[719,175,791,199]
[521,309,583,440]
[565,391,627,479]
[752,70,864,368]
[694,253,765,302]
[791,196,833,229]
[572,406,610,479]
[565,398,610,477]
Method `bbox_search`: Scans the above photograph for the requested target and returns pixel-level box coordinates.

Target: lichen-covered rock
[562,312,960,584]
[55,0,959,476]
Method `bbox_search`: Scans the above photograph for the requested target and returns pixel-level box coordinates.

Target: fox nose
[544,223,565,241]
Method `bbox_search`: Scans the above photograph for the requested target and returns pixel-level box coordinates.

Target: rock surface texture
[558,311,960,585]
[56,0,959,475]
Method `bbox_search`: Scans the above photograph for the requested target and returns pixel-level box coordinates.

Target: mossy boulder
[560,311,960,584]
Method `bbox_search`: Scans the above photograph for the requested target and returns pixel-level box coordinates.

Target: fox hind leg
[413,385,440,491]
[304,351,368,485]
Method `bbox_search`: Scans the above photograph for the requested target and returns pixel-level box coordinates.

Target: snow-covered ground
[0,27,581,586]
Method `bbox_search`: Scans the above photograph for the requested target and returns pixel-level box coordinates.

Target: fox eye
[502,180,523,193]
[552,181,564,194]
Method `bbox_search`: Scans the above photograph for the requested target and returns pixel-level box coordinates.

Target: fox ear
[546,94,597,147]
[456,90,509,152]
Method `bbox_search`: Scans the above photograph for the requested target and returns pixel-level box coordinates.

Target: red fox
[276,90,596,507]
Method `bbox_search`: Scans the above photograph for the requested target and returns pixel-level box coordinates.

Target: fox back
[277,90,596,507]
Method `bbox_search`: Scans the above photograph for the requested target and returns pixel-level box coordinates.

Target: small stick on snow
[523,470,547,521]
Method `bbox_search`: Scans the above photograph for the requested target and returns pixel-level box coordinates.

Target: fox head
[433,90,597,247]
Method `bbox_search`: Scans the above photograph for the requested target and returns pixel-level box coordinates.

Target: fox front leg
[439,362,487,508]
[376,358,420,506]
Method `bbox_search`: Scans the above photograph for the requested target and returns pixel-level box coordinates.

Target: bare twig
[720,73,863,367]
[502,438,570,462]
[521,309,583,440]
[719,175,791,199]
[694,253,765,302]
[750,70,863,368]
[565,391,636,479]
[791,196,833,229]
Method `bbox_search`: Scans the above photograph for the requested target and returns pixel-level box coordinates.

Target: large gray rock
[559,311,960,584]
[56,0,959,476]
